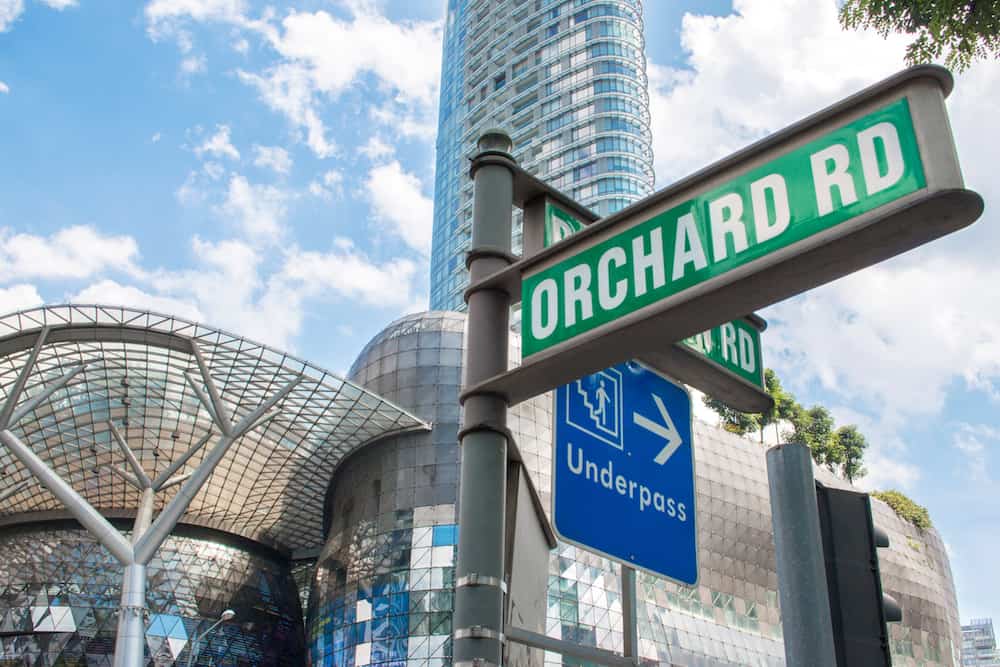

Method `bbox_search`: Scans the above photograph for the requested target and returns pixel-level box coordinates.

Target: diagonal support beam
[0,327,49,428]
[0,479,29,504]
[8,363,89,428]
[0,429,134,564]
[185,372,226,435]
[108,422,151,489]
[102,463,143,490]
[157,471,192,490]
[189,341,232,432]
[151,430,212,491]
[133,375,302,564]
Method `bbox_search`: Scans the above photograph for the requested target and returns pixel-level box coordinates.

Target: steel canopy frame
[0,328,301,667]
[0,305,429,551]
[0,305,430,666]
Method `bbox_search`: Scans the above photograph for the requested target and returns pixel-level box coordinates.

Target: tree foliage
[835,425,869,483]
[871,489,932,530]
[702,368,871,482]
[786,404,839,468]
[758,369,796,444]
[840,0,1000,71]
[702,393,759,435]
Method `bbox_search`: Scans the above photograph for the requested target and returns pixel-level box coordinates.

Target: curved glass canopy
[0,305,429,552]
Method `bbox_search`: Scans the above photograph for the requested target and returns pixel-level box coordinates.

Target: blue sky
[1,0,998,622]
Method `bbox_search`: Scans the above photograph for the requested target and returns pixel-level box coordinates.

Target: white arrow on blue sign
[553,361,698,585]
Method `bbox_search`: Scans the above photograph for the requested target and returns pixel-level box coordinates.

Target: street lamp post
[186,609,235,667]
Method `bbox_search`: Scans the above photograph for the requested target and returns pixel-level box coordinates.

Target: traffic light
[815,482,902,666]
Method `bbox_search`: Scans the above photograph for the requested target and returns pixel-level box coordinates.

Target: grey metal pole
[766,442,837,667]
[0,429,134,563]
[187,614,231,667]
[621,566,639,664]
[133,487,155,543]
[454,130,516,667]
[113,562,147,667]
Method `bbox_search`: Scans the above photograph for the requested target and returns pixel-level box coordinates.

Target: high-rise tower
[429,0,654,310]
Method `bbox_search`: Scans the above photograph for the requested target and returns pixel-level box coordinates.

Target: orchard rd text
[523,99,923,356]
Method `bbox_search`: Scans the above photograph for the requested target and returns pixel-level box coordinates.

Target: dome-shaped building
[306,311,961,667]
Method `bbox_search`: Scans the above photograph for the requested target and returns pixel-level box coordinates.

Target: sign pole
[621,565,640,665]
[766,442,837,667]
[454,130,517,667]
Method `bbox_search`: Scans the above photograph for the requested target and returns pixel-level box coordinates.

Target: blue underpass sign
[553,361,698,585]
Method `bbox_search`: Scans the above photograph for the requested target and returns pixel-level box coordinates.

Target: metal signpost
[456,65,983,667]
[553,361,697,584]
[464,66,982,408]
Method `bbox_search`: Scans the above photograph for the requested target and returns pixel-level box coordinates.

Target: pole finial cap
[477,129,513,154]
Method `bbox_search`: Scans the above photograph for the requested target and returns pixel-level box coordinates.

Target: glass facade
[307,312,963,667]
[305,312,552,666]
[429,0,654,310]
[0,523,305,666]
[962,618,1000,666]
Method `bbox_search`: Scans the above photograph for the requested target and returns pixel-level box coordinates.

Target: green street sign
[524,98,924,357]
[544,203,587,247]
[467,66,982,409]
[679,321,763,388]
[545,202,766,391]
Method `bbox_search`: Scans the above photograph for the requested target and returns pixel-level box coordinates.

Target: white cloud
[151,132,161,142]
[252,144,292,174]
[281,238,420,310]
[951,423,998,484]
[202,161,224,180]
[238,4,441,156]
[180,55,206,74]
[953,433,987,480]
[365,160,432,254]
[360,135,393,161]
[308,169,343,199]
[767,257,1000,425]
[218,174,289,241]
[764,253,1000,492]
[0,228,425,356]
[370,104,437,141]
[148,236,304,348]
[238,64,337,158]
[0,226,141,281]
[0,0,23,32]
[648,0,908,186]
[37,0,77,9]
[195,124,240,160]
[145,0,246,31]
[0,81,9,94]
[71,280,203,321]
[175,170,205,205]
[269,7,441,107]
[142,0,441,156]
[139,235,424,348]
[0,284,43,314]
[857,450,922,491]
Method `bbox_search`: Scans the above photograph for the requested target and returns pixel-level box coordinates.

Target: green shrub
[871,490,932,530]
